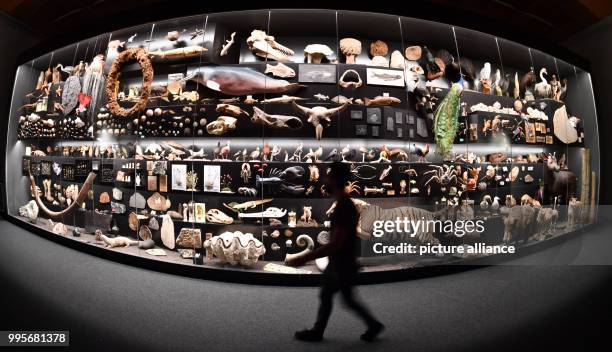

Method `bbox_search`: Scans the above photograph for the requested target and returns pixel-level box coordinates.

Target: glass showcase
[4,10,600,276]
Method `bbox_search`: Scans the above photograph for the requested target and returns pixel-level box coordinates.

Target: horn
[284,234,314,263]
[30,172,97,220]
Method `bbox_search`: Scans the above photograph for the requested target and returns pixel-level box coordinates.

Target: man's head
[324,162,351,197]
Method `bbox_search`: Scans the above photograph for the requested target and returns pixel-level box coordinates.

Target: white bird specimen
[491,196,500,211]
[480,195,492,210]
[534,68,552,99]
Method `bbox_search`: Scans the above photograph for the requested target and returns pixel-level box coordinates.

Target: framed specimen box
[203,165,221,192]
[366,108,382,125]
[159,175,168,192]
[147,175,157,191]
[350,110,363,120]
[525,122,536,143]
[194,203,206,223]
[366,68,405,87]
[371,126,380,137]
[298,64,336,83]
[355,125,367,136]
[172,164,187,191]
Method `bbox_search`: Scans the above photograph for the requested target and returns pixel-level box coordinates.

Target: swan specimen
[534,68,552,99]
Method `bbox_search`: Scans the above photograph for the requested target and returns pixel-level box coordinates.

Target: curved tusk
[30,172,97,220]
[284,234,315,263]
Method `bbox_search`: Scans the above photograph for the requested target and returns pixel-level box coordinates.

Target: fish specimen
[433,83,463,157]
[314,93,329,101]
[265,62,295,78]
[363,95,401,106]
[260,95,307,104]
[184,66,301,96]
[220,32,236,56]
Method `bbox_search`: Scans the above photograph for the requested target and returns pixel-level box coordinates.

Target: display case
[4,10,600,280]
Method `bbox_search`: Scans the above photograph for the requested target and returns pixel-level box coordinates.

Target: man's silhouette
[286,162,384,342]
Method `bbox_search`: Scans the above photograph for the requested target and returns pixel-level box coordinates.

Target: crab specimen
[246,30,294,61]
[344,181,361,195]
[423,164,458,187]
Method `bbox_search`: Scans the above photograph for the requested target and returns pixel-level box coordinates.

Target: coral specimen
[433,83,463,158]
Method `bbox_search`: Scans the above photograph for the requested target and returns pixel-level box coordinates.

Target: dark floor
[2,217,612,352]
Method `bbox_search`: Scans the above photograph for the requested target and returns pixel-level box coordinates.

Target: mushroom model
[304,44,334,64]
[339,38,361,64]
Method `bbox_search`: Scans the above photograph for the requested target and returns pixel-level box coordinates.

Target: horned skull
[246,30,294,61]
[292,102,348,140]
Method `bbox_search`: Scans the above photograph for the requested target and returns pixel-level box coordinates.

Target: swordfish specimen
[184,66,301,96]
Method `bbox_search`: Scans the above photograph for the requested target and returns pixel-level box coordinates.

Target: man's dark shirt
[329,195,359,269]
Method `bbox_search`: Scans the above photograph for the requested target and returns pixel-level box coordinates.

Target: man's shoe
[361,322,385,341]
[295,329,324,342]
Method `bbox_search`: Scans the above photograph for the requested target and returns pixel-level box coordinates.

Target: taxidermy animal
[512,72,520,99]
[100,234,139,248]
[433,83,463,157]
[520,68,536,100]
[534,68,552,99]
[500,205,538,244]
[184,66,301,96]
[545,153,577,203]
[292,102,348,140]
[410,143,429,162]
[493,69,503,96]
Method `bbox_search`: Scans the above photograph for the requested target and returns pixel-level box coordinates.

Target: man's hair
[328,161,351,188]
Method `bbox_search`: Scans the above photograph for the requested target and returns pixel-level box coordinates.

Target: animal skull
[292,102,348,140]
[246,30,294,61]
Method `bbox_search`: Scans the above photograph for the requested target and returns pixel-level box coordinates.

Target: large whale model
[184,66,301,96]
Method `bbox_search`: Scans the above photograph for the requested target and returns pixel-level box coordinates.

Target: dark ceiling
[1,0,611,63]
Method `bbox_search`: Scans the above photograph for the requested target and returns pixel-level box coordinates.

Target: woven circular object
[105,48,153,118]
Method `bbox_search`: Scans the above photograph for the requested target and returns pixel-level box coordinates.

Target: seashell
[317,231,330,245]
[139,225,152,240]
[270,230,280,238]
[203,231,265,266]
[284,229,293,237]
[271,243,280,251]
[128,212,140,231]
[509,166,520,182]
[99,192,110,204]
[285,239,293,247]
[112,187,123,200]
[160,215,175,249]
[147,192,171,212]
[19,200,39,222]
[129,192,146,209]
[524,174,534,183]
[148,217,160,230]
[179,249,195,259]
